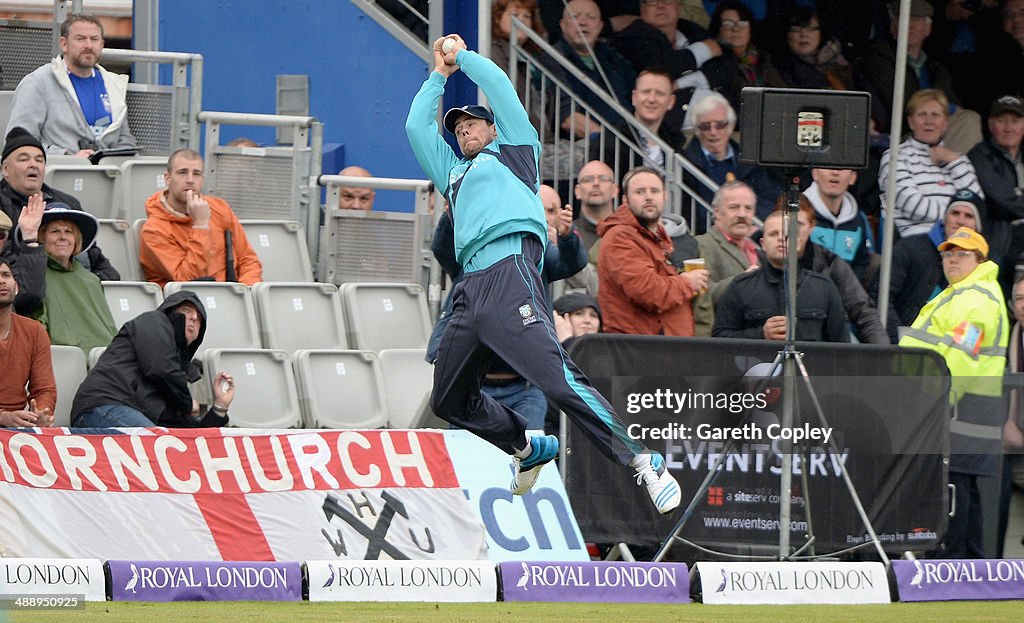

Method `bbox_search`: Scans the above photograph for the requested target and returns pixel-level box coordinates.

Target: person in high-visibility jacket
[900,226,1008,558]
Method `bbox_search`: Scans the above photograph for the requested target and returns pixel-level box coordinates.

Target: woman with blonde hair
[879,88,984,238]
[19,202,116,355]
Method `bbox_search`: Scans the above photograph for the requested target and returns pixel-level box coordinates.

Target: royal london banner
[107,560,303,601]
[696,561,890,604]
[564,336,951,554]
[307,560,497,602]
[893,559,1024,601]
[499,561,689,603]
[0,428,487,561]
[0,558,105,601]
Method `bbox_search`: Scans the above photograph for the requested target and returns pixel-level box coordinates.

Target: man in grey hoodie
[6,14,136,157]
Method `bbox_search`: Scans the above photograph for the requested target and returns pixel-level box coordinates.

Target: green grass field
[9,600,1024,622]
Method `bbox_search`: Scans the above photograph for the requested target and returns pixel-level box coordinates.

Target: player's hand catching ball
[432,35,463,77]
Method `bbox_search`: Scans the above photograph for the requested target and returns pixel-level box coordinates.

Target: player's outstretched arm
[447,35,537,143]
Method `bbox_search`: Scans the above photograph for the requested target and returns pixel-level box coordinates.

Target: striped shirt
[879,136,982,237]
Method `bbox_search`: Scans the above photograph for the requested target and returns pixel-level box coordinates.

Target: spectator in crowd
[0,127,119,312]
[492,0,549,138]
[542,0,636,138]
[564,160,618,294]
[704,1,785,115]
[541,183,588,296]
[682,93,782,222]
[887,189,982,331]
[1000,275,1024,558]
[803,167,876,284]
[492,0,544,73]
[694,180,760,336]
[139,148,263,287]
[407,35,680,512]
[879,88,982,238]
[773,6,855,91]
[609,0,726,131]
[226,137,260,148]
[19,204,115,355]
[713,210,848,342]
[855,0,981,153]
[661,207,701,268]
[553,290,602,348]
[0,210,9,246]
[590,69,686,179]
[338,165,376,211]
[783,194,890,345]
[71,290,235,428]
[968,95,1024,292]
[597,166,707,335]
[545,289,603,433]
[572,160,618,251]
[0,257,55,427]
[593,1,711,32]
[899,226,1007,559]
[704,0,767,23]
[927,0,1004,116]
[6,14,136,157]
[975,0,1024,117]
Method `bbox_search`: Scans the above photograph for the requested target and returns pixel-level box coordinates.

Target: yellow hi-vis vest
[899,260,1008,402]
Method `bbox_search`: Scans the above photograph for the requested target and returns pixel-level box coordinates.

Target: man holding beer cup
[597,166,708,335]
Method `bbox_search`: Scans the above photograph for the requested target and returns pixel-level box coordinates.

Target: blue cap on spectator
[443,105,494,135]
[947,190,985,233]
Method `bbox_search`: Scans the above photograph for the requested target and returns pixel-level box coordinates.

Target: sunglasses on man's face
[696,120,730,132]
[0,229,9,242]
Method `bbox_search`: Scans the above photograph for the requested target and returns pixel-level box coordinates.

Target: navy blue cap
[442,105,495,135]
[947,189,985,233]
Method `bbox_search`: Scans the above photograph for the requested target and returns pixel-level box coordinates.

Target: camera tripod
[653,174,891,565]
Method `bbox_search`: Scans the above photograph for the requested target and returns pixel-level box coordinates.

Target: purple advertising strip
[499,561,690,603]
[893,559,1024,602]
[107,560,303,602]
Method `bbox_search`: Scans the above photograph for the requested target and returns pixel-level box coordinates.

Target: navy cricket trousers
[429,235,643,465]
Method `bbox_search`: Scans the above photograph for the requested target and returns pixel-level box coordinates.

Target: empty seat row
[99,280,433,355]
[51,345,444,431]
[95,218,313,283]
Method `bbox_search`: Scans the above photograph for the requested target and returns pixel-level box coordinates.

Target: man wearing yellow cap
[900,226,1009,558]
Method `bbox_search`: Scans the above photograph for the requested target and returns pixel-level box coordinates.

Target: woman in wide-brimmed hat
[19,202,116,355]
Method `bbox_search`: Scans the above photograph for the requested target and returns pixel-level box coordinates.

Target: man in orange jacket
[139,148,262,287]
[597,166,708,335]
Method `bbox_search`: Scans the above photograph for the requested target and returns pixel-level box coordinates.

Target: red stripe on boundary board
[194,493,275,561]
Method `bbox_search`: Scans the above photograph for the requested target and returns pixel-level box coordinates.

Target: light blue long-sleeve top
[405,49,547,272]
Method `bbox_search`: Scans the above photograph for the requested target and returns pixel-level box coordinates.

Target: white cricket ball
[442,38,456,54]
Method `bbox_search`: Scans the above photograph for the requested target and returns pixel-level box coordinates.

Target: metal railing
[317,174,440,315]
[350,0,431,61]
[101,49,203,155]
[199,111,323,260]
[507,16,719,229]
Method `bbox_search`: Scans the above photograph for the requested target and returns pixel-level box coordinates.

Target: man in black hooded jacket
[70,289,234,427]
